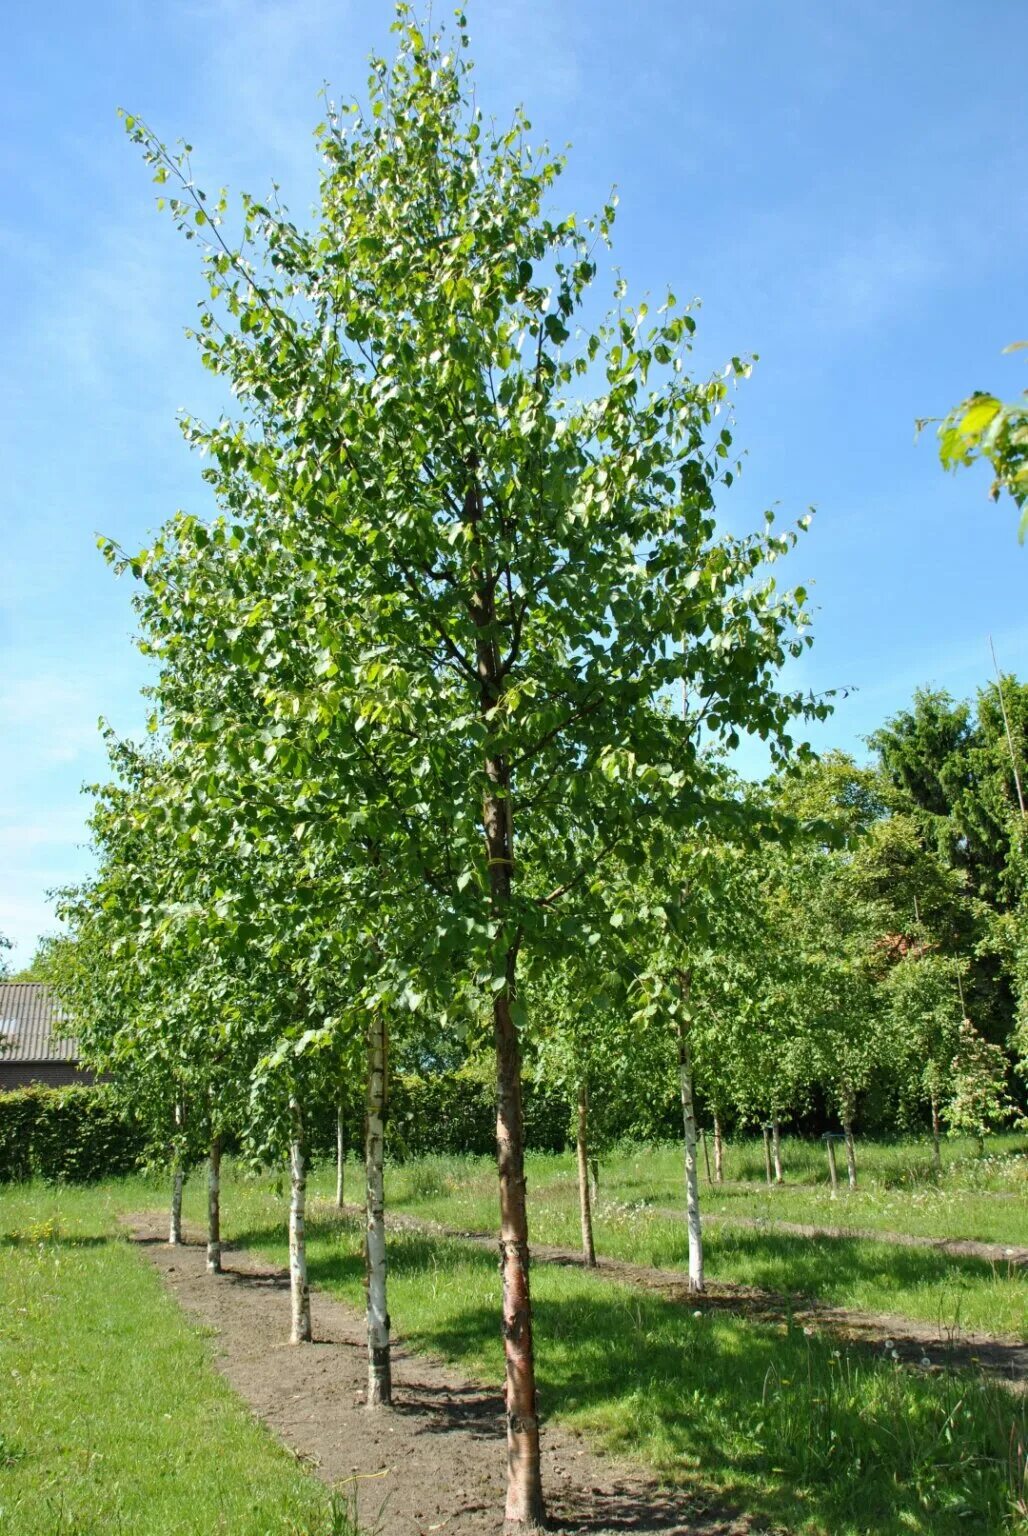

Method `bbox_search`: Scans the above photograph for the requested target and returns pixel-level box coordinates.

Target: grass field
[2,1135,1026,1535]
[0,1180,354,1536]
[377,1142,1028,1341]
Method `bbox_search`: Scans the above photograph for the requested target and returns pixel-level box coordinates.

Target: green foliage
[932,344,1028,539]
[0,1085,148,1184]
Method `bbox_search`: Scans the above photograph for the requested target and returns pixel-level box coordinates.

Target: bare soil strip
[125,1214,744,1536]
[373,1208,1028,1388]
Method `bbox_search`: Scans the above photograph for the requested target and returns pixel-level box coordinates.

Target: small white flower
[891,1349,900,1361]
[919,1356,931,1368]
[693,1309,702,1318]
[883,1338,894,1349]
[803,1326,814,1337]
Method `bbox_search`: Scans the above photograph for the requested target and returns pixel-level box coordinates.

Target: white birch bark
[825,1135,839,1197]
[169,1099,185,1245]
[206,1134,222,1273]
[843,1119,858,1190]
[762,1125,773,1187]
[713,1111,725,1185]
[576,1082,596,1267]
[169,1166,184,1246]
[772,1117,784,1185]
[677,1021,704,1293]
[336,1101,345,1209]
[931,1097,942,1176]
[289,1096,312,1344]
[365,1011,391,1406]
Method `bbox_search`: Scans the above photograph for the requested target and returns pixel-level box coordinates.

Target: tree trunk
[772,1117,784,1185]
[336,1101,346,1209]
[762,1125,773,1187]
[825,1135,839,1197]
[206,1134,222,1274]
[843,1119,857,1190]
[676,1016,704,1294]
[713,1111,725,1185]
[288,1096,312,1344]
[169,1165,184,1246]
[701,1127,713,1184]
[365,1011,391,1407]
[576,1082,596,1267]
[589,1157,599,1206]
[930,1096,942,1176]
[468,464,544,1531]
[169,1099,185,1245]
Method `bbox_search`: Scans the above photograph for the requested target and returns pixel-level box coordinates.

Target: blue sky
[2,0,1026,964]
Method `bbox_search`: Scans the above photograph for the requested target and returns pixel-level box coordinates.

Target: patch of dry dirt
[125,1214,745,1536]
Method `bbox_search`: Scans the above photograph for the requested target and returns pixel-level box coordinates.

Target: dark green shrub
[0,1085,148,1183]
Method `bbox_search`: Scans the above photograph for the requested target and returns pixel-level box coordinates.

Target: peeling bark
[289,1096,312,1344]
[365,1011,391,1407]
[467,460,544,1530]
[206,1134,222,1274]
[576,1082,596,1267]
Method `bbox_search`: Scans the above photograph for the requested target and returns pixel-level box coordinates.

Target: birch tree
[120,12,824,1520]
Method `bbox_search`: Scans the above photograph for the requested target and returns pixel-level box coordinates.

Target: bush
[0,1085,148,1183]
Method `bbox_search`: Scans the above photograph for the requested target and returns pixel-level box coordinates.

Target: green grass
[3,1136,1027,1536]
[372,1149,1028,1341]
[195,1171,1028,1536]
[0,1179,354,1536]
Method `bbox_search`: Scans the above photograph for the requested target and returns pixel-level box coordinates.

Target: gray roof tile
[0,983,79,1064]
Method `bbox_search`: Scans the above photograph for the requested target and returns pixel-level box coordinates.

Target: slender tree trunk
[365,1011,391,1407]
[772,1117,784,1185]
[589,1157,599,1206]
[576,1082,596,1268]
[843,1119,857,1190]
[930,1096,942,1176]
[676,1014,704,1294]
[169,1099,185,1245]
[288,1096,312,1344]
[336,1101,346,1210]
[713,1111,725,1185]
[468,466,544,1532]
[701,1127,713,1184]
[169,1165,184,1245]
[825,1135,839,1197]
[206,1134,222,1274]
[762,1125,773,1187]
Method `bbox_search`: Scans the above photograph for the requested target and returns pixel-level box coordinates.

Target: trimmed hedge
[0,1085,148,1184]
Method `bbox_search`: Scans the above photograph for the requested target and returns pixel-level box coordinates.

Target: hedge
[0,1071,683,1184]
[0,1084,149,1184]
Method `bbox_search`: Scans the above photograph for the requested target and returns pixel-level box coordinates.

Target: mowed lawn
[0,1180,350,1536]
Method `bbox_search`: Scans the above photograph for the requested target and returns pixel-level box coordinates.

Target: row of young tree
[35,13,1026,1530]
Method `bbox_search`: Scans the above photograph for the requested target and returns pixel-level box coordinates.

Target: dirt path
[662,1208,1028,1267]
[126,1214,744,1536]
[376,1208,1028,1389]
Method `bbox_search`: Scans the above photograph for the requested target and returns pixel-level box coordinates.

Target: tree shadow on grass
[228,1214,1024,1536]
[0,1231,111,1249]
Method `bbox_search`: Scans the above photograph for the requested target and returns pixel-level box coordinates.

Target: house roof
[0,983,79,1064]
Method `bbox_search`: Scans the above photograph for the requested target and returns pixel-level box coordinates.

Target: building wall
[0,1063,96,1091]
